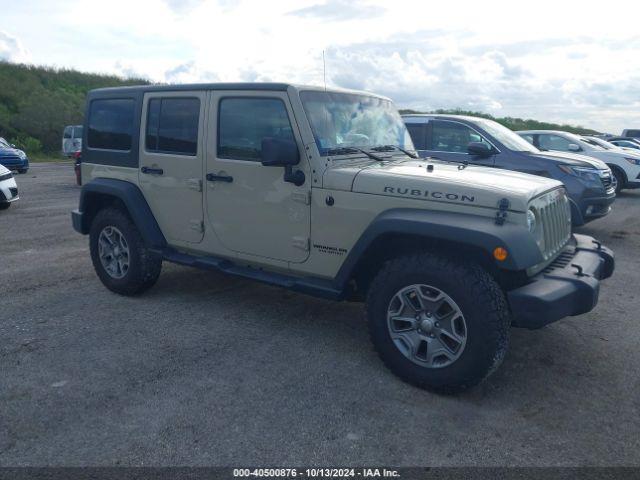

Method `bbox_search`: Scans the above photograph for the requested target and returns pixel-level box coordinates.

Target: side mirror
[261,137,299,167]
[261,137,305,186]
[568,143,581,152]
[467,142,492,157]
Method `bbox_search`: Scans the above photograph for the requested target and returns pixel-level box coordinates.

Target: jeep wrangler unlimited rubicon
[72,83,614,392]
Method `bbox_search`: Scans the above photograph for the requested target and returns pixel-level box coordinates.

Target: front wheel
[89,208,162,295]
[366,253,510,393]
[611,167,625,193]
[0,202,11,210]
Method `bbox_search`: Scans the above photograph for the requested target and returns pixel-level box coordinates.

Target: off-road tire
[89,207,162,295]
[0,202,11,210]
[366,253,510,393]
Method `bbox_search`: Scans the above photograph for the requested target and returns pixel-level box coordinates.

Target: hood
[0,164,10,175]
[0,145,24,157]
[530,150,608,169]
[323,157,562,212]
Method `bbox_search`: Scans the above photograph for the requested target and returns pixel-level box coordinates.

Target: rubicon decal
[383,186,475,203]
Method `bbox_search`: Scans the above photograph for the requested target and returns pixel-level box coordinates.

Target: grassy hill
[0,61,600,157]
[399,108,600,135]
[0,61,148,156]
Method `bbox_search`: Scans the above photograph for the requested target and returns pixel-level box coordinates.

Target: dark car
[402,115,615,226]
[0,137,29,173]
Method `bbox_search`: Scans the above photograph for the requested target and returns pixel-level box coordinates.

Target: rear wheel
[366,253,510,393]
[89,208,162,295]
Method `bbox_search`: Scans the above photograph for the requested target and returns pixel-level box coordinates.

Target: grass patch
[30,155,72,163]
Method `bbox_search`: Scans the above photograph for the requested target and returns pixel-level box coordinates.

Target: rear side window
[218,97,294,161]
[63,126,73,139]
[73,126,83,139]
[145,97,200,156]
[405,124,426,150]
[87,99,135,151]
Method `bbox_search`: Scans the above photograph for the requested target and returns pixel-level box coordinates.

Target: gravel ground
[1,162,639,467]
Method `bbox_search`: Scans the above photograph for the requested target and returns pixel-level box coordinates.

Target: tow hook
[592,239,602,250]
[571,264,587,277]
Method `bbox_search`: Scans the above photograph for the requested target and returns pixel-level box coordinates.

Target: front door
[205,91,311,263]
[139,91,206,244]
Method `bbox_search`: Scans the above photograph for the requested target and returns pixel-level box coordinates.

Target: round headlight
[527,209,537,232]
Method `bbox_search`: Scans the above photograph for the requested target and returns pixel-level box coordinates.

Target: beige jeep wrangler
[72,83,614,392]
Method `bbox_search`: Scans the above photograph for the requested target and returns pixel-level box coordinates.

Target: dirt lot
[1,162,639,466]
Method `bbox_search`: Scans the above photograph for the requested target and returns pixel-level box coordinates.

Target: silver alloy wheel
[611,172,619,192]
[387,284,467,368]
[98,226,130,279]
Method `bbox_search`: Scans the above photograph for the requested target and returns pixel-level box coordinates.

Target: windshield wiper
[371,144,419,159]
[326,146,386,162]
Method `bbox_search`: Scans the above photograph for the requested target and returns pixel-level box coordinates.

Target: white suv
[518,130,640,193]
[0,164,19,210]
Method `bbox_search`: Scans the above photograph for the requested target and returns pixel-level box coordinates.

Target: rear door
[139,91,206,244]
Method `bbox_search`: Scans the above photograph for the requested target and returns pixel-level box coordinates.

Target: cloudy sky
[1,0,639,133]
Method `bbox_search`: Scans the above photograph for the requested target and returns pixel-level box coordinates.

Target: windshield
[300,90,413,156]
[475,118,538,152]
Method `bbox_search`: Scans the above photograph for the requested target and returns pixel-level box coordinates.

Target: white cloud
[0,31,31,63]
[2,0,640,133]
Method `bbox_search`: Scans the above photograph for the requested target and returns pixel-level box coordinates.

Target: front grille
[542,248,575,273]
[530,188,572,262]
[0,172,13,181]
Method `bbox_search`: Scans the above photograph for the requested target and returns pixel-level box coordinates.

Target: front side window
[87,99,135,151]
[218,97,295,161]
[300,91,413,156]
[538,134,575,152]
[431,121,491,153]
[146,97,200,156]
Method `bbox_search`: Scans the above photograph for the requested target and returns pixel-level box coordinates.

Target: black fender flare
[333,208,543,290]
[72,178,167,249]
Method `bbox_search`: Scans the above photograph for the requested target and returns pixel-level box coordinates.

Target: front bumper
[578,191,616,223]
[508,234,614,329]
[0,177,19,203]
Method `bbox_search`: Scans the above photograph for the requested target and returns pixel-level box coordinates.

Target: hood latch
[495,198,510,226]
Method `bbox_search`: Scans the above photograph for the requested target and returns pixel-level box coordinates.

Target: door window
[431,121,491,153]
[217,98,295,161]
[63,126,73,139]
[538,134,574,152]
[145,97,200,156]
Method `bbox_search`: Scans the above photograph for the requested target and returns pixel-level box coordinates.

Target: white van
[62,125,83,157]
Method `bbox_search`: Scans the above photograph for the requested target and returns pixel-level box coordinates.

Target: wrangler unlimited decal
[383,186,475,203]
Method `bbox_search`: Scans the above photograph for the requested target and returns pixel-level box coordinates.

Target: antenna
[322,50,327,91]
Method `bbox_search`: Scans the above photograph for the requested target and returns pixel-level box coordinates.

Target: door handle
[141,166,164,175]
[206,173,233,183]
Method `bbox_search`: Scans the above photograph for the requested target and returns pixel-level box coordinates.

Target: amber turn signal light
[493,247,508,261]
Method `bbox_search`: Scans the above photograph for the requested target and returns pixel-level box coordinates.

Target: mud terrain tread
[365,252,510,393]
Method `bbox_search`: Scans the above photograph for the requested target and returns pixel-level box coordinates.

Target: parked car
[582,135,639,153]
[0,137,29,173]
[62,125,83,157]
[518,130,640,193]
[402,115,614,226]
[0,164,19,210]
[608,138,640,150]
[621,129,640,139]
[72,83,615,392]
